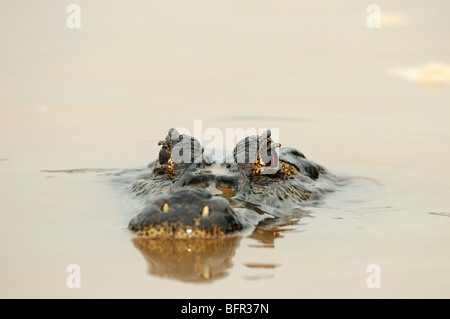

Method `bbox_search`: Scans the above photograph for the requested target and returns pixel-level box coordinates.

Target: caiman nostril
[201,205,210,218]
[162,203,169,213]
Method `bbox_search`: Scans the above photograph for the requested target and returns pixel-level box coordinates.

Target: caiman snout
[128,188,244,238]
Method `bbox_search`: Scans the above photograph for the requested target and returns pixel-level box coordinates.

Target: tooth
[202,265,211,280]
[201,205,210,217]
[162,203,169,213]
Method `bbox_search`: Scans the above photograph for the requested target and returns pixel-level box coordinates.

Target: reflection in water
[244,263,281,269]
[248,210,310,248]
[132,236,241,282]
[132,211,310,282]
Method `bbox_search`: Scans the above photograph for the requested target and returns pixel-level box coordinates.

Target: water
[0,0,449,298]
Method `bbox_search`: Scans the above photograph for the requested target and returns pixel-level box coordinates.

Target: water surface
[0,0,449,298]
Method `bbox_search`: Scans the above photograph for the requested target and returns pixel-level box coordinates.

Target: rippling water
[0,1,449,298]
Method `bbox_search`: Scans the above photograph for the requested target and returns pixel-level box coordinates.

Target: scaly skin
[128,128,336,238]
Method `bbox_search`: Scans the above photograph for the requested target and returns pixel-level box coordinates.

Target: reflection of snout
[128,188,244,238]
[133,236,241,282]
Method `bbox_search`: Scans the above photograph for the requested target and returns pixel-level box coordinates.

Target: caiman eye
[158,147,171,164]
[259,142,280,165]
